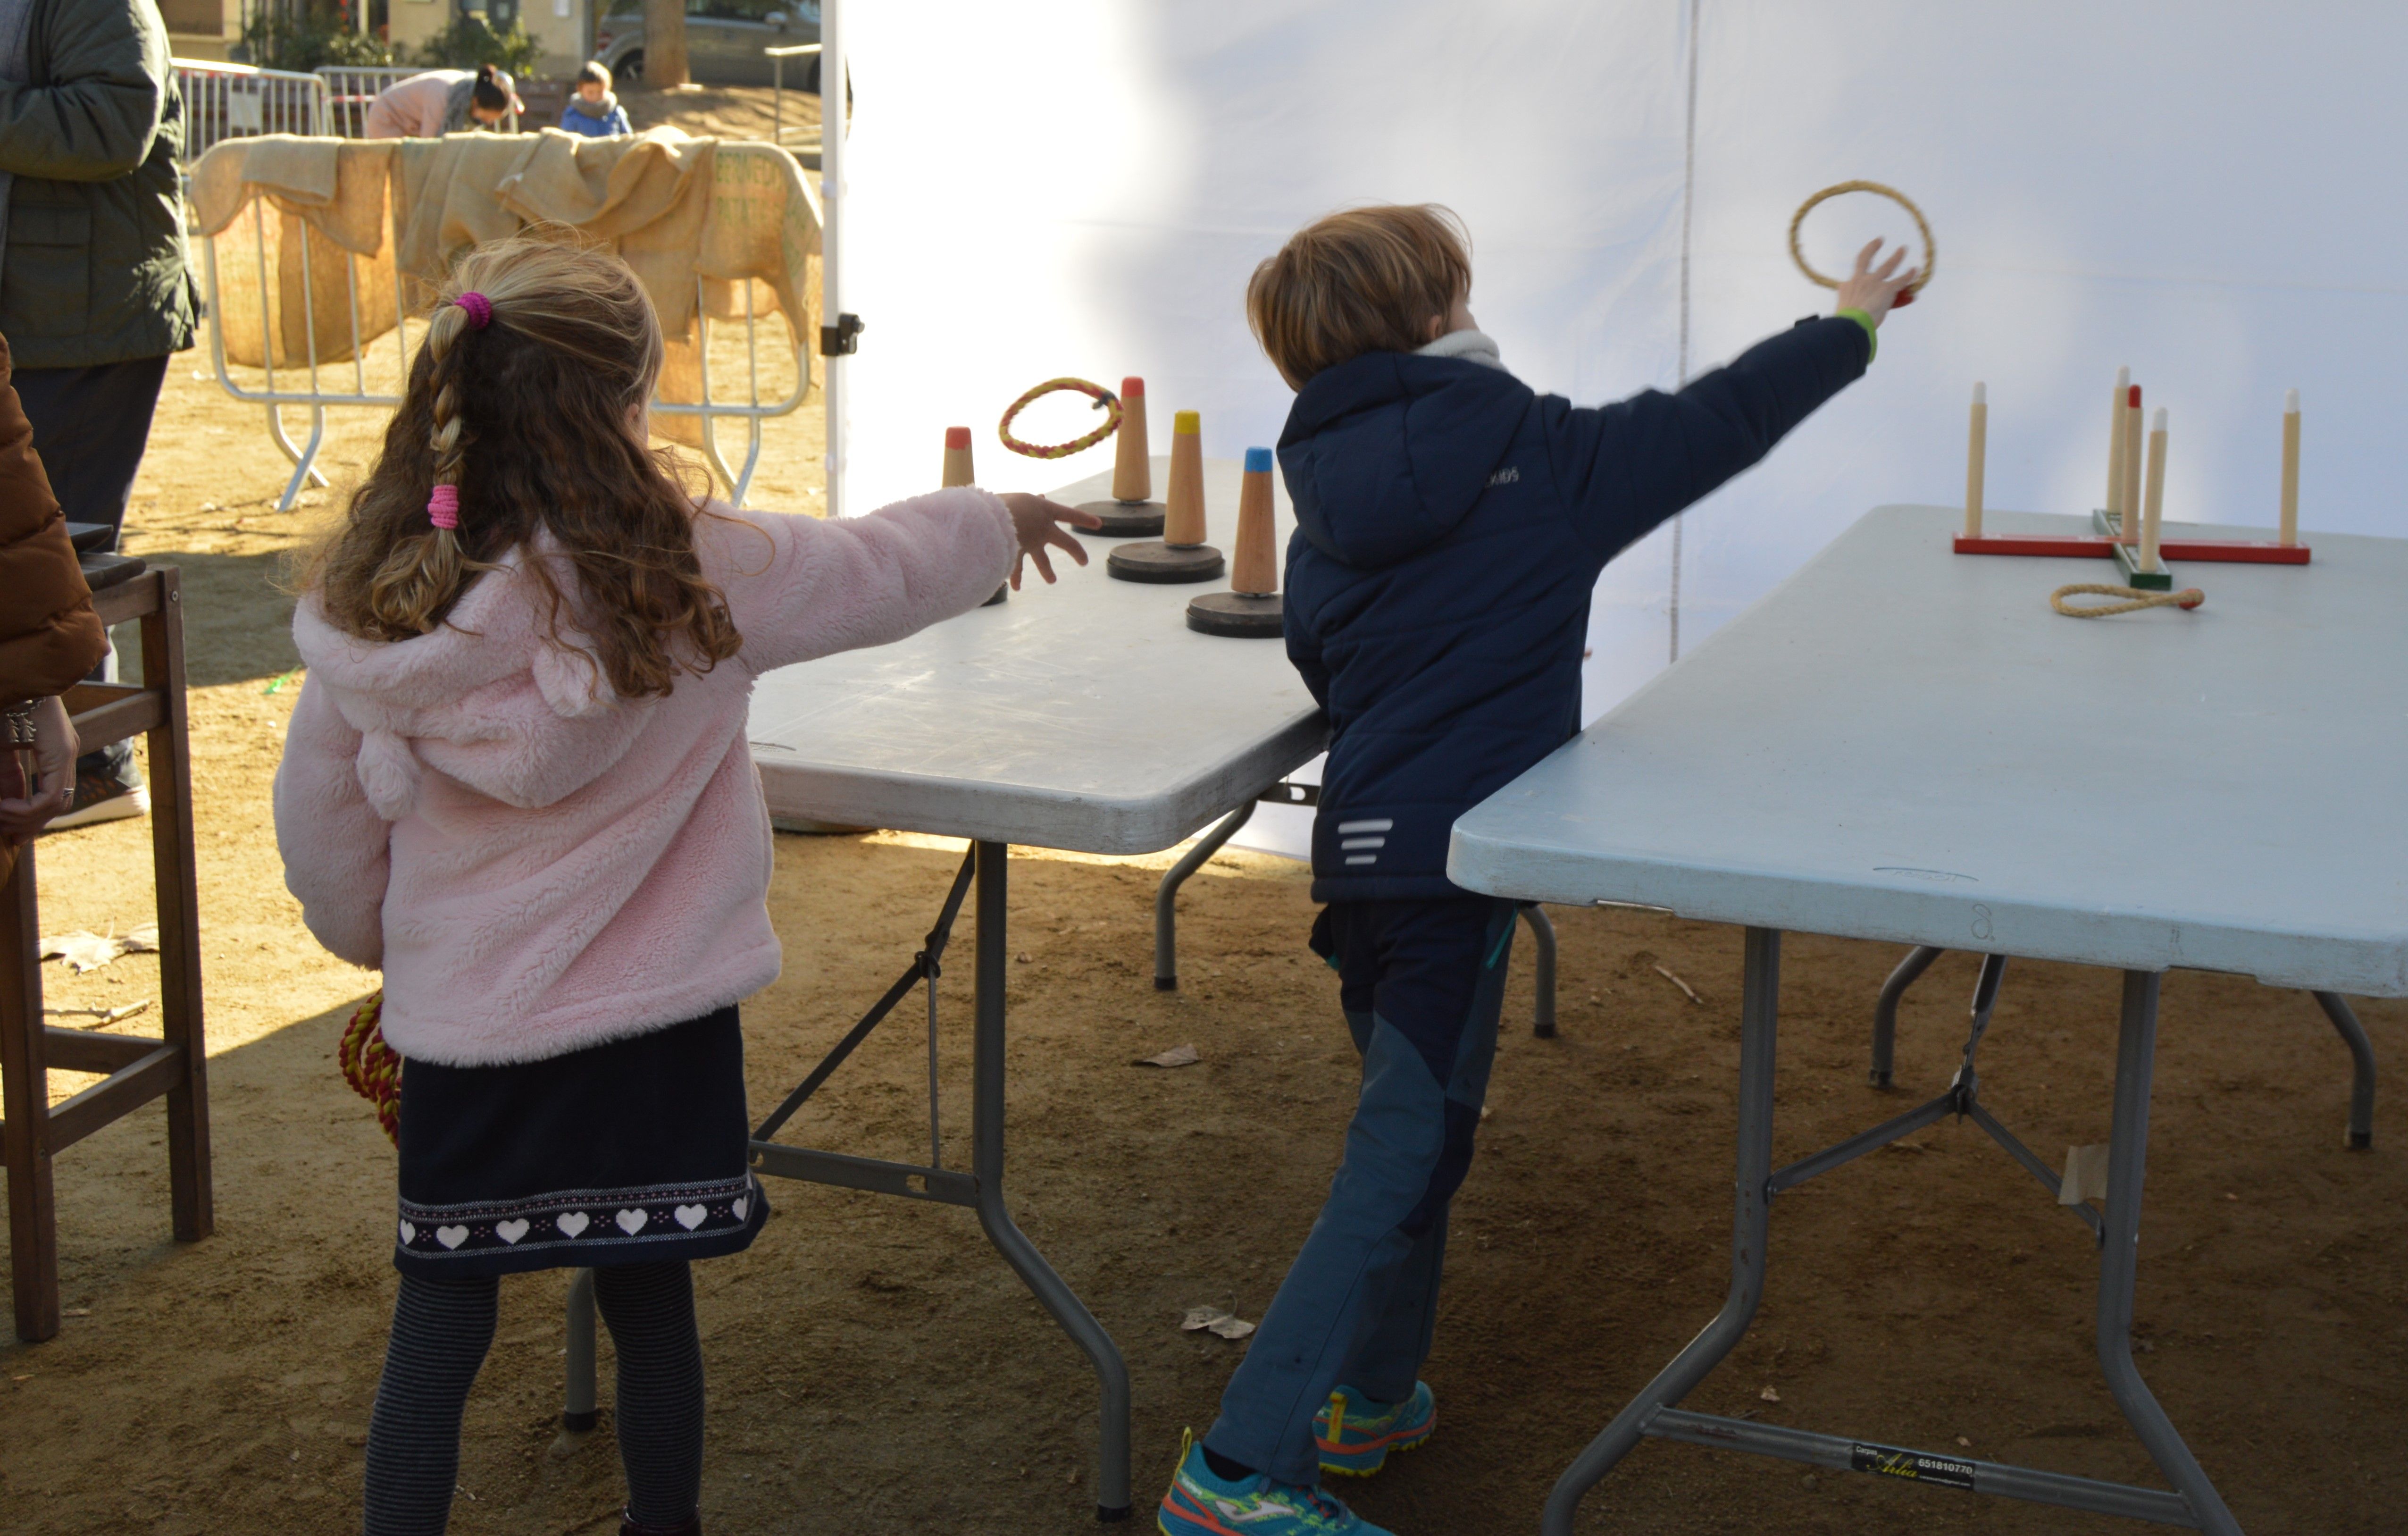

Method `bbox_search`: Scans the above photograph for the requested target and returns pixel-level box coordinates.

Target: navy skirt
[391,1004,769,1278]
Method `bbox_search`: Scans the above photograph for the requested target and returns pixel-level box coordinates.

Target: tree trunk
[643,0,689,89]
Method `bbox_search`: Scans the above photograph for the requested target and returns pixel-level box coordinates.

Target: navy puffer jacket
[1279,315,1871,901]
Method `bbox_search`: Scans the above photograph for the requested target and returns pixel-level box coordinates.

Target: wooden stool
[1,565,210,1342]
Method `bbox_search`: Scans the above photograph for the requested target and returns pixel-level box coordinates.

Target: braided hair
[301,237,743,699]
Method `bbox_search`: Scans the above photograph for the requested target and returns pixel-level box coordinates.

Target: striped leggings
[364,1262,704,1536]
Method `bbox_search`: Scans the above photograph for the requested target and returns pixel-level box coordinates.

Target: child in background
[560,60,633,138]
[1157,206,1914,1536]
[274,238,1093,1536]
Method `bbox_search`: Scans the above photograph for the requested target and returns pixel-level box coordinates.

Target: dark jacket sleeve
[0,0,168,183]
[1542,315,1871,564]
[0,336,103,705]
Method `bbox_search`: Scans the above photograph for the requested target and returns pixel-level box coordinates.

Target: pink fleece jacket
[273,490,1016,1066]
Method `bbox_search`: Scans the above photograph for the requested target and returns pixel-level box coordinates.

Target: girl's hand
[999,492,1102,589]
[1835,238,1921,324]
[0,695,79,845]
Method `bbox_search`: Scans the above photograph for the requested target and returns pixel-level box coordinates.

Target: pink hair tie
[454,291,493,329]
[427,483,460,530]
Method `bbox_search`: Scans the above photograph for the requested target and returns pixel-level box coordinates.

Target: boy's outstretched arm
[1547,240,1915,562]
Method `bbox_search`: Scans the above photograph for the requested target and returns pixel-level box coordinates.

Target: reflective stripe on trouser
[1204,898,1515,1485]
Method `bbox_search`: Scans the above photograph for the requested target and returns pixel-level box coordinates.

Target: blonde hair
[1246,205,1472,386]
[299,237,742,700]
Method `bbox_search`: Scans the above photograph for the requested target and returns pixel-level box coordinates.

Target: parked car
[594,0,822,89]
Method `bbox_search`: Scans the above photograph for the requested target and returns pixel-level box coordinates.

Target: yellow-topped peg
[2280,388,2301,546]
[1106,408,1225,584]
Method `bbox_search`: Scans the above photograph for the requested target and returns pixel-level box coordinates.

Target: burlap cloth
[188,127,821,438]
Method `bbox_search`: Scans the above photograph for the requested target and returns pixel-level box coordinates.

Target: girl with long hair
[275,237,1094,1536]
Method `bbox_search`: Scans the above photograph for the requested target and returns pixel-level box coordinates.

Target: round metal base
[982,582,1009,606]
[1107,541,1224,584]
[1185,591,1284,637]
[1076,499,1167,537]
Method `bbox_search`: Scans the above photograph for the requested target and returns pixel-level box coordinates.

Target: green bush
[415,16,544,76]
[238,6,397,71]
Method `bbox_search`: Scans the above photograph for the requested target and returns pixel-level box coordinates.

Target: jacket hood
[292,544,659,821]
[1278,345,1533,571]
[566,91,621,118]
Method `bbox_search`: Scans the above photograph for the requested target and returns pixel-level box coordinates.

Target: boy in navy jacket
[1158,205,1915,1536]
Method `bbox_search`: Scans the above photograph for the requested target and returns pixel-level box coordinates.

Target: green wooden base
[2095,509,2174,590]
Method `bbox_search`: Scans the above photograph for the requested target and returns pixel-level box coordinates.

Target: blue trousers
[1204,896,1516,1486]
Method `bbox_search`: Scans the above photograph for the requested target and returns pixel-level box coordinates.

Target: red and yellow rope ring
[997,377,1122,459]
[339,989,402,1147]
[1789,180,1935,297]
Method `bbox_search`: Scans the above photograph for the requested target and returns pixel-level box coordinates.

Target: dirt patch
[5,109,2403,1535]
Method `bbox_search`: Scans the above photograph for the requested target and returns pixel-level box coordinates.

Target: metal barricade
[173,59,329,161]
[767,43,823,152]
[317,67,520,137]
[195,156,807,512]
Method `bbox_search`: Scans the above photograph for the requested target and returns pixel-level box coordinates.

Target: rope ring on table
[1789,180,1936,295]
[2050,583,2205,618]
[998,377,1122,459]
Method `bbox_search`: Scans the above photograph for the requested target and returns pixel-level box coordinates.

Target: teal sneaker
[1158,1428,1394,1536]
[1314,1383,1436,1477]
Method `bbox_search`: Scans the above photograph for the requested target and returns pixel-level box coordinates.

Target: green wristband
[1837,308,1878,361]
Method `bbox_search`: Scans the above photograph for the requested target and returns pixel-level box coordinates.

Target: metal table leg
[2311,992,2377,1150]
[973,842,1134,1521]
[1540,926,1781,1536]
[561,1267,598,1438]
[1522,904,1560,1038]
[1153,802,1254,990]
[1870,944,1945,1087]
[2099,971,2243,1534]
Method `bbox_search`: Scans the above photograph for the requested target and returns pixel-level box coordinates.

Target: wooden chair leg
[143,571,212,1242]
[2,845,60,1342]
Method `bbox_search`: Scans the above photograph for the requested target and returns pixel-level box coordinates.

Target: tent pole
[822,0,847,518]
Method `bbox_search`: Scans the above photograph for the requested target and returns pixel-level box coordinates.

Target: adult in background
[0,0,192,828]
[0,333,106,870]
[364,63,523,140]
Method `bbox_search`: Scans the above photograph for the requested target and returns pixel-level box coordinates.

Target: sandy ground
[5,108,2407,1533]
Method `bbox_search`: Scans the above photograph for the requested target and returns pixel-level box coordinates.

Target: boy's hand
[1835,239,1920,325]
[999,492,1102,589]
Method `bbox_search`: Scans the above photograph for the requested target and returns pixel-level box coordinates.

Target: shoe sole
[1318,1415,1436,1478]
[43,789,150,831]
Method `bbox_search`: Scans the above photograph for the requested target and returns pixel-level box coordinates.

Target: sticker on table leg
[2059,1143,2111,1205]
[1850,1444,1977,1490]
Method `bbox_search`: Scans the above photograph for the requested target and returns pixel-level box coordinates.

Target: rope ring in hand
[2050,583,2205,618]
[998,378,1122,459]
[1789,180,1935,294]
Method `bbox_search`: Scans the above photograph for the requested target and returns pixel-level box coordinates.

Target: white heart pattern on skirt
[435,1225,470,1250]
[616,1208,648,1235]
[494,1218,530,1244]
[731,1197,748,1223]
[556,1211,590,1238]
[399,1220,417,1244]
[673,1204,707,1230]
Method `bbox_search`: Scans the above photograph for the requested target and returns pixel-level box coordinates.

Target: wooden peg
[2141,406,2167,573]
[1964,382,1987,540]
[941,426,974,488]
[1231,447,1278,596]
[2106,366,2129,521]
[2121,384,2143,544]
[1164,410,1206,547]
[2279,388,2300,546]
[1111,376,1151,503]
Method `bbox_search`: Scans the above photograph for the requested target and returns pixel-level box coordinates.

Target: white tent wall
[834,2,2406,862]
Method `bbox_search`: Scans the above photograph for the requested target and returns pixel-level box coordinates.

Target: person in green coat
[0,0,193,825]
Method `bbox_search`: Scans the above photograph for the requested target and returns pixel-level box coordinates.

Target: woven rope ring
[998,377,1122,459]
[1789,180,1935,295]
[338,989,402,1147]
[2050,583,2205,618]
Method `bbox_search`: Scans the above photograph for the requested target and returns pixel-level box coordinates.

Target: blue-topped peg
[1244,445,1274,474]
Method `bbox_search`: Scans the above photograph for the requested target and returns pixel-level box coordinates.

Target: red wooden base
[1952,533,2309,565]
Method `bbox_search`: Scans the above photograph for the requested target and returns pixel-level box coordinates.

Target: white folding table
[1449,504,2405,1535]
[719,457,1322,1521]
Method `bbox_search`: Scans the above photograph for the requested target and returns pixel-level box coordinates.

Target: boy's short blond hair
[1246,205,1471,386]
